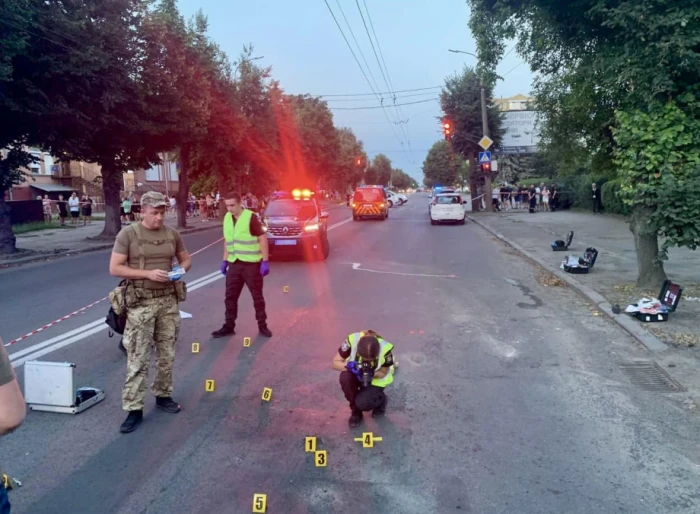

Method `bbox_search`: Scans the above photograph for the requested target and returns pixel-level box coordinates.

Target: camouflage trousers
[122,294,180,411]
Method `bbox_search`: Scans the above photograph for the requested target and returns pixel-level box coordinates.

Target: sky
[178,0,533,182]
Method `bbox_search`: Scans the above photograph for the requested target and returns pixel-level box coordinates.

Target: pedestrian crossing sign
[478,151,492,163]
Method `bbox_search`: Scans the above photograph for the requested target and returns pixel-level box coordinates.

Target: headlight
[304,223,319,232]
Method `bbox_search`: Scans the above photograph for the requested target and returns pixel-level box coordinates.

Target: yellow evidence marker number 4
[261,387,272,401]
[315,450,327,467]
[354,432,383,448]
[252,493,267,513]
[205,380,215,392]
[305,436,317,453]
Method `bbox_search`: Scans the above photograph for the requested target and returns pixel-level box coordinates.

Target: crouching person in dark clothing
[332,330,396,427]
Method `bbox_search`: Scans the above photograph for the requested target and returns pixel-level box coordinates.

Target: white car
[428,187,455,211]
[430,193,466,225]
[385,191,401,207]
[386,189,407,205]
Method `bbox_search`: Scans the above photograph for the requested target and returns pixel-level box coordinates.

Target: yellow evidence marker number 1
[261,387,272,402]
[243,337,251,347]
[205,380,215,392]
[252,493,267,513]
[191,342,200,353]
[305,436,317,453]
[315,450,327,467]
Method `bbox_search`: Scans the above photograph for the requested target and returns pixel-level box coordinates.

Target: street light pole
[449,49,493,212]
[233,55,264,82]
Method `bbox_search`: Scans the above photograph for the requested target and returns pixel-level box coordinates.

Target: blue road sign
[478,151,492,163]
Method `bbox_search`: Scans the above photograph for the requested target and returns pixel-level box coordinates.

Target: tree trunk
[0,193,17,254]
[630,204,666,289]
[97,159,123,239]
[177,145,190,229]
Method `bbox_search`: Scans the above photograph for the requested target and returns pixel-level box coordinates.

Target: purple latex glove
[220,260,228,276]
[260,260,270,277]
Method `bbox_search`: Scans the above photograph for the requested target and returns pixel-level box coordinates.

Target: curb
[0,223,222,270]
[467,214,669,354]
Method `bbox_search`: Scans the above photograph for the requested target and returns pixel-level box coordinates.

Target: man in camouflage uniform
[109,191,192,433]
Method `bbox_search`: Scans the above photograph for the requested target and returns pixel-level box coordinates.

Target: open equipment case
[631,280,683,323]
[24,361,105,414]
[551,231,574,252]
[562,247,598,274]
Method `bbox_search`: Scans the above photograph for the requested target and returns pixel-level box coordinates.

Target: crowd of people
[491,182,560,213]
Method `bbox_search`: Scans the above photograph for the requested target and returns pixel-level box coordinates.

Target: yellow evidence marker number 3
[315,450,327,467]
[261,387,272,401]
[252,493,267,513]
[305,436,316,453]
[205,380,215,392]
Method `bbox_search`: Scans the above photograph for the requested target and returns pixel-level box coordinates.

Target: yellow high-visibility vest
[223,210,262,263]
[345,331,394,387]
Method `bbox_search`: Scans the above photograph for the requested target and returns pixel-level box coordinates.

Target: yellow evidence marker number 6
[261,387,272,401]
[205,380,215,392]
[305,436,317,453]
[315,450,327,467]
[252,493,267,513]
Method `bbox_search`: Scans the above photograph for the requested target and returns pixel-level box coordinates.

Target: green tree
[365,154,392,186]
[390,168,413,190]
[422,141,460,187]
[334,128,367,191]
[467,0,700,287]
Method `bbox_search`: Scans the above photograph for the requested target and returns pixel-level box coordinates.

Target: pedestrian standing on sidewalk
[592,183,602,214]
[68,192,80,225]
[212,192,272,339]
[109,191,192,434]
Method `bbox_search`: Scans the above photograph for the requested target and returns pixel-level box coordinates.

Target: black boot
[372,396,388,418]
[120,410,143,433]
[259,325,272,338]
[348,410,363,428]
[156,396,181,413]
[211,325,235,338]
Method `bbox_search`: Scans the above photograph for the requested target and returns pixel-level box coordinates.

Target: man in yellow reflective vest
[331,330,395,427]
[212,192,272,338]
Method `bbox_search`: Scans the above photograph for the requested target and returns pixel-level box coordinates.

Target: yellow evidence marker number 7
[252,493,267,513]
[205,380,215,392]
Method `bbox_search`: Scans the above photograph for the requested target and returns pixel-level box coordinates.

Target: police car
[262,189,330,260]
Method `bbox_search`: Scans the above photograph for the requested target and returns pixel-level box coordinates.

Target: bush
[601,179,630,215]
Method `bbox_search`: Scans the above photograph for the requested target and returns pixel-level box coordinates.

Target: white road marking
[351,262,456,278]
[10,217,355,367]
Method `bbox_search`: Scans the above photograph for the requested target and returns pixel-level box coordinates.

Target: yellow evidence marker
[205,380,215,392]
[305,436,317,453]
[354,432,383,448]
[283,286,289,293]
[243,337,251,347]
[315,450,327,467]
[191,342,200,353]
[252,493,267,513]
[261,387,272,402]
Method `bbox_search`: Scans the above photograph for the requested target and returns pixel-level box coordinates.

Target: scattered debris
[647,327,699,348]
[536,271,565,288]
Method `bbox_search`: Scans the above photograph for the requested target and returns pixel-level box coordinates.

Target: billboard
[500,111,541,154]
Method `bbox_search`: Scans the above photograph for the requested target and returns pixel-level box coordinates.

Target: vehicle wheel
[400,199,405,205]
[460,217,466,225]
[388,200,393,208]
[353,215,358,221]
[430,219,436,225]
[321,238,330,259]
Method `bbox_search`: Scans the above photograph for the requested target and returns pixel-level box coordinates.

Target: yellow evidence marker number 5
[261,388,272,401]
[205,380,215,392]
[315,450,327,467]
[252,493,267,513]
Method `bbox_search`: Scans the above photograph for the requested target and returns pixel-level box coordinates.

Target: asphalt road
[1,194,699,514]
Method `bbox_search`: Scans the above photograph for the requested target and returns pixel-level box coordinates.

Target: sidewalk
[467,210,700,351]
[1,215,222,268]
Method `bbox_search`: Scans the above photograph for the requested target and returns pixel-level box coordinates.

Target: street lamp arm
[448,49,478,59]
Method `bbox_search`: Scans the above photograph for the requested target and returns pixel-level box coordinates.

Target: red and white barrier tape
[3,236,223,347]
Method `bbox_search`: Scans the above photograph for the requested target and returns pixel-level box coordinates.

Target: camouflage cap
[140,191,168,208]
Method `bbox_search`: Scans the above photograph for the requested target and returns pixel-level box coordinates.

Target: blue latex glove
[220,260,228,276]
[168,266,185,282]
[345,361,362,379]
[260,260,270,277]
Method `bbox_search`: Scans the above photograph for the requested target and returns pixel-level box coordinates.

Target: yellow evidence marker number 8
[261,387,272,401]
[305,436,316,453]
[191,342,200,353]
[315,450,327,467]
[252,493,267,513]
[243,337,251,347]
[205,380,215,392]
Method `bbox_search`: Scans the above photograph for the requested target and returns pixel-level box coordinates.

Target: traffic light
[481,161,492,174]
[442,121,453,140]
[355,157,364,167]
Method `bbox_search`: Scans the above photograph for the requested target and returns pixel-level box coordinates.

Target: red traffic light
[442,121,453,139]
[481,162,492,173]
[356,158,362,166]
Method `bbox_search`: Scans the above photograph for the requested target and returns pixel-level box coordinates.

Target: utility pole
[449,49,494,212]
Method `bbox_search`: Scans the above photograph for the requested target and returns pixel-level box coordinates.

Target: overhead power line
[329,98,438,110]
[324,91,439,102]
[314,85,442,97]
